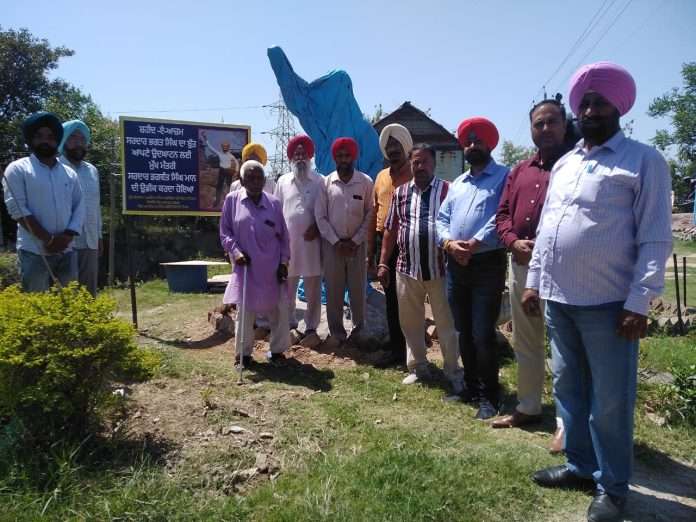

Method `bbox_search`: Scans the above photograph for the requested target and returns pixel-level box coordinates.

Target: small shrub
[0,283,156,444]
[646,364,696,427]
[0,252,20,289]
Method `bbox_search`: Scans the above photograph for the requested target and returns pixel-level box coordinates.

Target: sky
[5,0,696,162]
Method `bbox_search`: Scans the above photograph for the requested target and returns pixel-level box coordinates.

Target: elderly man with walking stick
[220,160,291,368]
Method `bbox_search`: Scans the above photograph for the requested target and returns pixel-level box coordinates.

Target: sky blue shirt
[527,132,673,316]
[436,159,509,254]
[2,154,84,255]
[60,156,102,250]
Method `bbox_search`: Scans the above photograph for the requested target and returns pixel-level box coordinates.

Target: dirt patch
[120,376,292,494]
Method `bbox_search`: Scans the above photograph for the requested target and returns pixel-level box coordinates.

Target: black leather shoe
[234,355,253,368]
[475,398,498,420]
[532,465,595,491]
[587,492,626,522]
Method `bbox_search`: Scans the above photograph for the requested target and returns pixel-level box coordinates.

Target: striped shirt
[384,177,449,281]
[527,131,673,316]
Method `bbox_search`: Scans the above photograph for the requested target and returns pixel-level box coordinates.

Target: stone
[259,432,274,439]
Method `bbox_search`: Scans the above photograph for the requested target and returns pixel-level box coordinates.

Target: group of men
[2,58,672,522]
[219,61,672,522]
[2,112,102,296]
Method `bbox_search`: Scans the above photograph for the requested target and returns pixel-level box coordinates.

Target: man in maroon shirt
[493,97,571,452]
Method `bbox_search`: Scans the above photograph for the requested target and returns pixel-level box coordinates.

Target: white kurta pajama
[274,169,323,331]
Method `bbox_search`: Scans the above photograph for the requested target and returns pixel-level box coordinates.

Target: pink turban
[331,137,359,160]
[287,134,315,159]
[457,117,499,151]
[569,61,636,116]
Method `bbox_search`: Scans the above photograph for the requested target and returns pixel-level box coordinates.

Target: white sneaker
[402,373,419,385]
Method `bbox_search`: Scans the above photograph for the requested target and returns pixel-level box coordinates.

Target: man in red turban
[315,137,373,348]
[330,137,359,161]
[456,117,499,153]
[287,134,315,161]
[437,116,510,420]
[275,135,323,348]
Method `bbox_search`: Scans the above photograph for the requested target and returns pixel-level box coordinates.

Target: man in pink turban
[525,62,672,522]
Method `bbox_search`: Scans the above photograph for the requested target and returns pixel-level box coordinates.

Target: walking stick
[673,254,685,335]
[237,263,248,384]
[683,256,687,308]
[1,171,61,287]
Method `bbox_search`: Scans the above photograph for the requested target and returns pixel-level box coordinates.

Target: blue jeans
[545,300,638,499]
[446,250,507,404]
[18,249,78,292]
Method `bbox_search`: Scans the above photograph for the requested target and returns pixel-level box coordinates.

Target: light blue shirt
[60,156,102,250]
[436,159,509,254]
[527,132,673,316]
[2,154,84,255]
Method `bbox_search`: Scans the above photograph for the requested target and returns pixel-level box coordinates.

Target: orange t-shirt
[368,162,413,258]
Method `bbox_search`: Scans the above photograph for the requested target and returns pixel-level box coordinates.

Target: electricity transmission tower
[264,95,297,180]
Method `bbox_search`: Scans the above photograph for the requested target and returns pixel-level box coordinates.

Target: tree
[648,62,696,207]
[0,27,119,245]
[498,140,535,168]
[369,104,384,125]
[0,27,75,161]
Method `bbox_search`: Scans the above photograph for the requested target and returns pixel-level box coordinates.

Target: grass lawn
[663,240,696,307]
[1,280,694,521]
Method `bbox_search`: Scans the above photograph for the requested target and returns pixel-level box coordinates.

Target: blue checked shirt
[2,155,84,255]
[436,159,509,253]
[527,132,673,316]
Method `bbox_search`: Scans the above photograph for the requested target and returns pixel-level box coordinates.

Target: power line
[554,0,635,93]
[540,0,617,94]
[512,0,618,143]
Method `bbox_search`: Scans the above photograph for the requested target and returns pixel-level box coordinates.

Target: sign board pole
[126,216,138,329]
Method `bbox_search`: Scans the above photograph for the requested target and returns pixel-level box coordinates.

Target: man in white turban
[368,123,413,368]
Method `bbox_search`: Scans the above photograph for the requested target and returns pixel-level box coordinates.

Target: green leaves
[0,284,156,443]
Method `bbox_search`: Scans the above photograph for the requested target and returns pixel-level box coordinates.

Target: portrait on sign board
[120,117,250,216]
[197,128,247,211]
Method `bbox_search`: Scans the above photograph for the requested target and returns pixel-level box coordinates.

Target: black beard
[465,149,489,166]
[34,143,57,158]
[580,114,620,145]
[65,147,86,162]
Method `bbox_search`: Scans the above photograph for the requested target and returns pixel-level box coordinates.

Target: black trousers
[446,249,507,405]
[215,167,235,205]
[376,232,406,360]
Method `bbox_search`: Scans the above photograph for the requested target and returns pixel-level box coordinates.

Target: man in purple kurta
[220,160,291,365]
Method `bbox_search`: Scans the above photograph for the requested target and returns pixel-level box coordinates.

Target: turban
[59,119,91,154]
[456,117,499,151]
[568,61,636,117]
[287,134,315,160]
[331,137,359,160]
[22,111,63,146]
[379,123,413,158]
[241,143,268,165]
[239,160,265,180]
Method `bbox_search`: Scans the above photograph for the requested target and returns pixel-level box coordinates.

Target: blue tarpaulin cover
[267,46,383,179]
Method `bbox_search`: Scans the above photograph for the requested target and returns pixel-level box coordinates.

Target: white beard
[292,160,309,180]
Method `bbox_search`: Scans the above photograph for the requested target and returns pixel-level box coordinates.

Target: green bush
[0,284,156,443]
[0,252,20,289]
